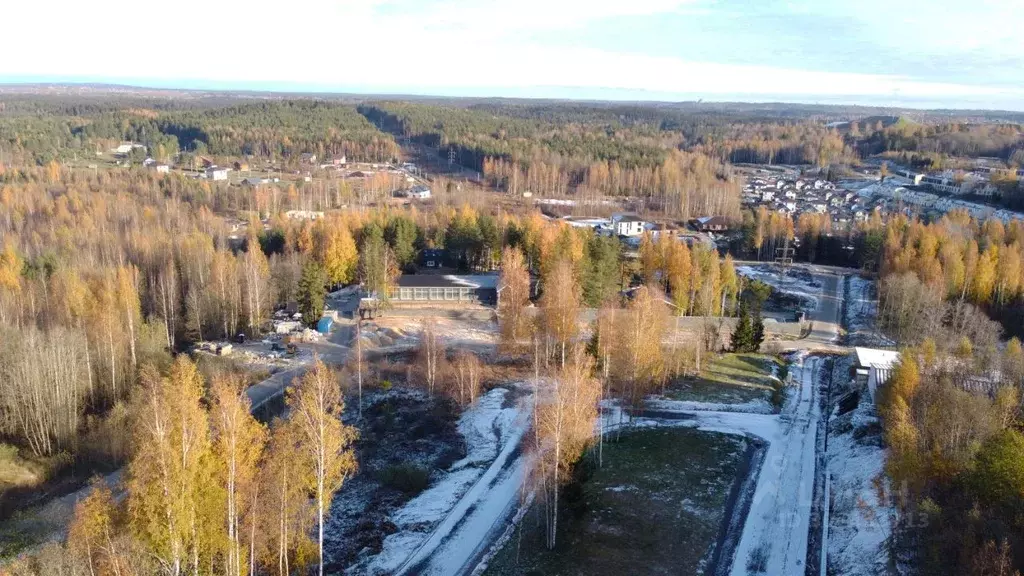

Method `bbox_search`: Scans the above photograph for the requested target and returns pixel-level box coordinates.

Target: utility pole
[774,235,795,278]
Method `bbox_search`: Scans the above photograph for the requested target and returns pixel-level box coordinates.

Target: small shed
[852,347,900,401]
[316,317,334,334]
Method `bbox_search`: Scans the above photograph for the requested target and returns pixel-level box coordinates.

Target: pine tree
[731,302,753,352]
[751,308,765,352]
[297,261,327,326]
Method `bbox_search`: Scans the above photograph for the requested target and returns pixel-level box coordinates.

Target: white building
[284,210,325,220]
[853,347,901,401]
[613,214,646,236]
[206,166,229,181]
[408,184,431,199]
[151,164,170,174]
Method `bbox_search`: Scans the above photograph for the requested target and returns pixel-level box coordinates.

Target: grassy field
[484,427,747,576]
[664,353,785,408]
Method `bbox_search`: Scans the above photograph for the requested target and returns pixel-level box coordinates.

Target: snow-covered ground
[825,390,893,576]
[646,396,775,414]
[738,265,823,312]
[613,351,823,576]
[844,276,895,347]
[348,387,531,576]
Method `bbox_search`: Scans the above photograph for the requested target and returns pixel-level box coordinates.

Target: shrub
[378,464,431,495]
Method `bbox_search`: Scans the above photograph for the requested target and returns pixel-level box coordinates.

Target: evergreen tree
[731,302,753,352]
[582,233,621,307]
[297,261,327,326]
[384,216,420,268]
[752,308,765,352]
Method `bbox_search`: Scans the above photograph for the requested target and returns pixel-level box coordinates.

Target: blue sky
[4,0,1024,109]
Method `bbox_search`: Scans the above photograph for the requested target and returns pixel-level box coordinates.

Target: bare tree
[451,350,483,406]
[418,318,445,397]
[536,345,601,549]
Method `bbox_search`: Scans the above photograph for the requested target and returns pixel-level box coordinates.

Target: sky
[4,0,1024,109]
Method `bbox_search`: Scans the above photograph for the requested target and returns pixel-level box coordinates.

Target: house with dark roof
[420,249,446,269]
[691,216,730,232]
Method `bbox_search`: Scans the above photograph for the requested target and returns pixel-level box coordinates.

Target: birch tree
[68,478,125,576]
[451,350,483,406]
[536,345,601,549]
[126,358,214,576]
[613,285,668,415]
[497,247,531,351]
[210,374,267,576]
[241,234,272,336]
[258,418,315,576]
[418,319,445,397]
[287,358,358,576]
[539,258,581,368]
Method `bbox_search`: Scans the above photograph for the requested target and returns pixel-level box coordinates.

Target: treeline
[860,118,1024,163]
[877,211,1024,340]
[359,102,741,219]
[733,206,883,269]
[879,339,1024,574]
[690,121,860,167]
[0,100,398,166]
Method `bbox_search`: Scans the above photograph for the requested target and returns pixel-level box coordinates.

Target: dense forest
[358,102,742,219]
[0,100,399,167]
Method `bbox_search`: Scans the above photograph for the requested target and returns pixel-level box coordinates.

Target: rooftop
[854,347,900,369]
[396,274,499,290]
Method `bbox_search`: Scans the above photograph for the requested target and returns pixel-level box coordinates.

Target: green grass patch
[665,353,785,409]
[484,427,747,576]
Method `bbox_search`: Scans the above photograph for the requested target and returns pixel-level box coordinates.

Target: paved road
[806,271,844,343]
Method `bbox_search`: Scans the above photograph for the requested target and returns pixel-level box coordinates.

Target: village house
[691,216,730,232]
[612,214,646,237]
[206,166,229,181]
[420,248,446,269]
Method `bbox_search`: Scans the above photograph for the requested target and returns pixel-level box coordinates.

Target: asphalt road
[806,271,844,343]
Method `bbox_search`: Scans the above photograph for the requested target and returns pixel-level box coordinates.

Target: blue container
[316,316,334,334]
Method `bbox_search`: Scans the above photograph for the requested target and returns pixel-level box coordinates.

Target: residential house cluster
[857,182,1023,223]
[742,173,861,224]
[886,164,998,197]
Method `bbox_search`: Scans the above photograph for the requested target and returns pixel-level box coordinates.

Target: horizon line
[2,77,1024,114]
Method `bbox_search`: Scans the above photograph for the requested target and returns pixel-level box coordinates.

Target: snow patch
[738,265,822,311]
[825,394,893,576]
[647,396,775,415]
[348,387,530,576]
[844,276,895,347]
